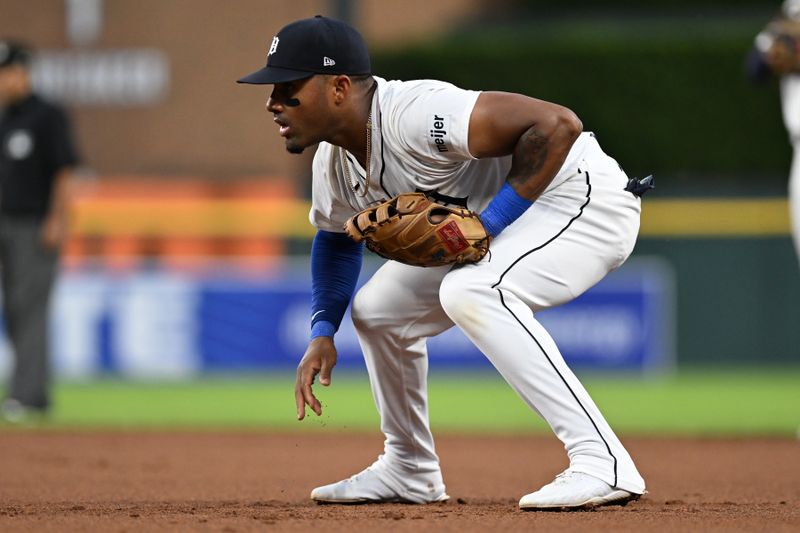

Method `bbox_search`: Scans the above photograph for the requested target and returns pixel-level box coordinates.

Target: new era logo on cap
[323,57,336,66]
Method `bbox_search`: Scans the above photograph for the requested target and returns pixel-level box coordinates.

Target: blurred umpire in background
[0,40,81,422]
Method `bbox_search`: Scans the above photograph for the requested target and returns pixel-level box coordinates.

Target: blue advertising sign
[0,257,675,379]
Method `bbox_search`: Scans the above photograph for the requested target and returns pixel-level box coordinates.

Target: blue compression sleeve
[310,230,364,339]
[479,182,533,238]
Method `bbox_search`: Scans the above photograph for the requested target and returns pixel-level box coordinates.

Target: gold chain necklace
[339,111,372,198]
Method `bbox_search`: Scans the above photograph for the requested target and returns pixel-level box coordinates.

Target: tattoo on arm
[506,127,550,196]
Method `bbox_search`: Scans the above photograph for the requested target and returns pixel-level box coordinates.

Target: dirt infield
[0,431,797,532]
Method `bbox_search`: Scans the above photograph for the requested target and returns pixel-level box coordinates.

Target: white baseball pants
[350,136,646,502]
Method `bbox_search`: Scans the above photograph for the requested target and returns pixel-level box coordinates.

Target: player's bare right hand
[295,336,337,420]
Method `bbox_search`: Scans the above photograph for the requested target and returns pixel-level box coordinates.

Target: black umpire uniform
[0,41,80,419]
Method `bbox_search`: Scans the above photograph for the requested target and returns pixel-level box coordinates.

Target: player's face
[266,76,331,154]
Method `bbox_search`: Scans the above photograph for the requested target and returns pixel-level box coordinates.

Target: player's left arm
[468,92,582,237]
[469,91,582,200]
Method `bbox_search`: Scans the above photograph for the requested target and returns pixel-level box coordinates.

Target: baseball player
[239,15,648,510]
[749,0,800,266]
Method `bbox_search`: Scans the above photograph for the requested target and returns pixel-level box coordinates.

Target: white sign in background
[32,50,170,106]
[0,273,201,380]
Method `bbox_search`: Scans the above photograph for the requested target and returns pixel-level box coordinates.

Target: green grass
[2,369,798,436]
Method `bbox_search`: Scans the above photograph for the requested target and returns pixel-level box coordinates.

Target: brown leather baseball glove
[343,192,490,267]
[760,18,800,74]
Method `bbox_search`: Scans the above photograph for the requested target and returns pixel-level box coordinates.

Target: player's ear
[330,75,352,105]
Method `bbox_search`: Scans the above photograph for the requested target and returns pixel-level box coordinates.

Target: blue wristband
[311,320,336,339]
[479,182,533,237]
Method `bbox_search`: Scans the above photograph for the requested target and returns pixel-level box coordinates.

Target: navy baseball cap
[237,15,371,85]
[0,40,31,69]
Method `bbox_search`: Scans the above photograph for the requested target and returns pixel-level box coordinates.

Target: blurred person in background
[0,40,81,422]
[748,0,800,266]
[239,16,649,510]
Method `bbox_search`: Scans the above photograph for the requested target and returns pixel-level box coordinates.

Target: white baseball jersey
[784,0,800,20]
[779,75,800,262]
[309,76,591,232]
[774,0,800,261]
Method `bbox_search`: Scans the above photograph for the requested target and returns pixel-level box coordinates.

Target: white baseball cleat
[519,470,641,511]
[310,466,449,504]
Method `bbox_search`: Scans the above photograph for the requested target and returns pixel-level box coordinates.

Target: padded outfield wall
[0,183,795,378]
